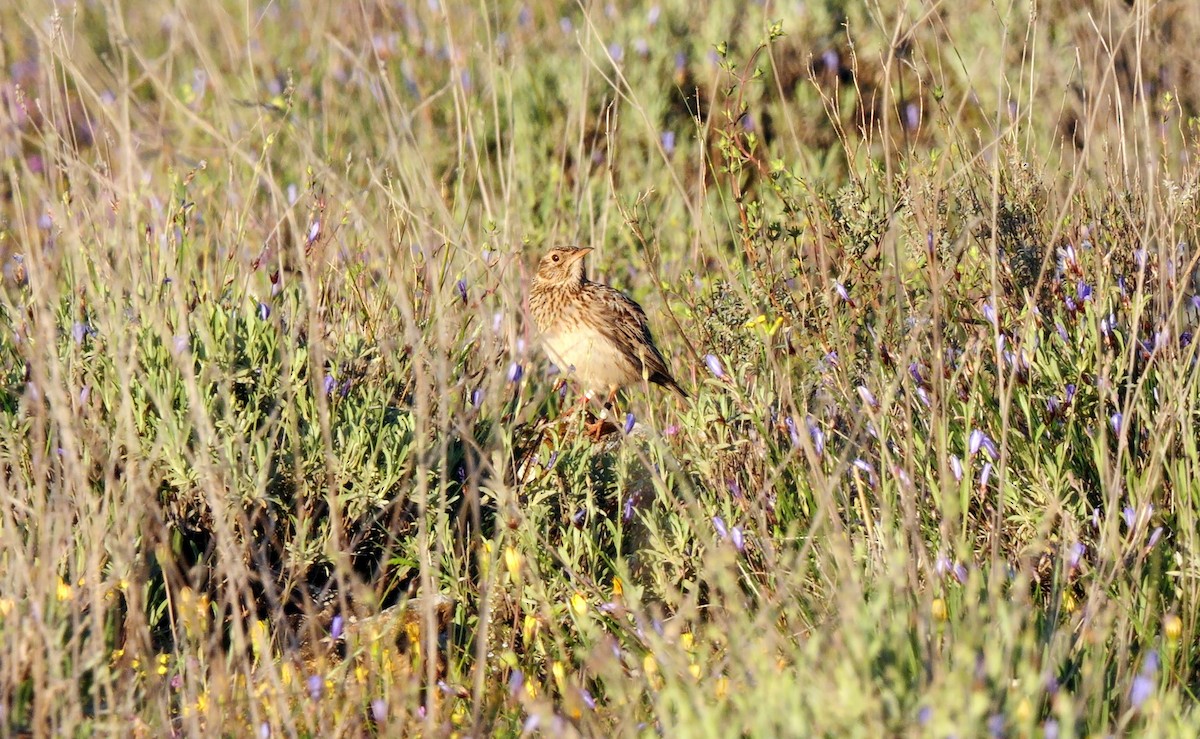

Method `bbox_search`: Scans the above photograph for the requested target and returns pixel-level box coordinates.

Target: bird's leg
[583,388,621,441]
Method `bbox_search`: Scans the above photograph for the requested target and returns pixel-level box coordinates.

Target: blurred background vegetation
[2,0,1200,735]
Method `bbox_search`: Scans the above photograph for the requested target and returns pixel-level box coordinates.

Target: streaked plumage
[529,246,687,399]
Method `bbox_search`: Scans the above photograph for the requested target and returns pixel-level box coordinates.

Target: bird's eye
[551,254,560,263]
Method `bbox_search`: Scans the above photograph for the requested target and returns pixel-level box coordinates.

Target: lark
[530,246,686,437]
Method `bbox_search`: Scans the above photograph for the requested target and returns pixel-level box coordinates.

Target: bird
[529,245,687,438]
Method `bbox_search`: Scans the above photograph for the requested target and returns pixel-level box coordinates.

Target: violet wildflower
[731,526,745,552]
[624,412,635,434]
[857,385,877,408]
[306,220,321,246]
[712,516,728,540]
[982,302,997,325]
[1043,719,1059,739]
[507,362,523,382]
[805,415,824,457]
[508,670,524,695]
[1064,295,1077,313]
[987,713,1005,738]
[1076,281,1093,301]
[322,374,336,395]
[1148,527,1163,548]
[1046,396,1062,417]
[661,130,676,155]
[1130,675,1154,709]
[471,388,483,407]
[1068,542,1085,570]
[833,281,850,302]
[258,302,270,320]
[370,699,387,722]
[968,429,985,457]
[1065,383,1077,404]
[580,688,596,710]
[456,278,467,303]
[979,462,993,488]
[307,674,324,700]
[908,362,924,386]
[172,335,189,355]
[331,615,344,640]
[1110,412,1123,434]
[1123,506,1136,528]
[916,706,932,726]
[785,416,802,448]
[704,354,724,378]
[953,563,969,583]
[949,455,963,482]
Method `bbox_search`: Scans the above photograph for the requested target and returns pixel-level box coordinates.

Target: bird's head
[535,246,592,287]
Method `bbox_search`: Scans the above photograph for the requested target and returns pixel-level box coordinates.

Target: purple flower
[953,563,969,583]
[704,354,724,378]
[370,699,387,722]
[731,526,745,552]
[1148,527,1163,548]
[785,416,802,448]
[979,462,993,488]
[1076,281,1093,301]
[1046,396,1062,416]
[949,455,963,482]
[258,302,270,320]
[857,385,877,408]
[456,279,467,303]
[1110,412,1123,434]
[571,507,586,528]
[1043,719,1059,739]
[935,555,951,577]
[307,674,324,700]
[968,429,984,456]
[306,220,321,246]
[322,374,336,395]
[330,615,344,640]
[172,335,190,355]
[580,688,596,710]
[987,713,1005,737]
[623,495,635,522]
[908,362,924,386]
[1056,321,1069,342]
[712,516,728,539]
[559,17,573,33]
[834,282,850,302]
[1130,674,1154,709]
[982,302,997,325]
[1064,295,1077,313]
[1065,384,1077,404]
[508,670,524,695]
[259,722,270,739]
[71,322,89,344]
[471,388,483,407]
[624,412,635,434]
[661,131,676,155]
[1123,506,1136,528]
[1068,542,1085,570]
[805,415,824,457]
[507,362,523,383]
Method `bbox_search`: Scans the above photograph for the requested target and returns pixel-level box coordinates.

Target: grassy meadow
[3,0,1200,735]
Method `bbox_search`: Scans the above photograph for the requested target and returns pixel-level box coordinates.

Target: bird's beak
[569,247,593,263]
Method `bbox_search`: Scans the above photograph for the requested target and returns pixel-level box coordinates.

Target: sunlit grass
[1,0,1199,735]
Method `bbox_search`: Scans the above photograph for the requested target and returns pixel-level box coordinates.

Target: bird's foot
[583,411,618,441]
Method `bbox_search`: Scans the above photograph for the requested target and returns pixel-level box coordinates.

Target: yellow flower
[715,676,729,699]
[1164,614,1183,642]
[56,578,74,602]
[931,598,947,622]
[156,653,169,676]
[504,547,522,581]
[680,632,694,651]
[612,577,624,599]
[570,592,588,617]
[689,664,702,680]
[523,614,538,642]
[0,598,13,617]
[552,661,566,686]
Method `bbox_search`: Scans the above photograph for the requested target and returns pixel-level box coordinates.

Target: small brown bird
[530,246,687,435]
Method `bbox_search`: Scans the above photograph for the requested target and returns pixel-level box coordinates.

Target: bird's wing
[591,284,682,390]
